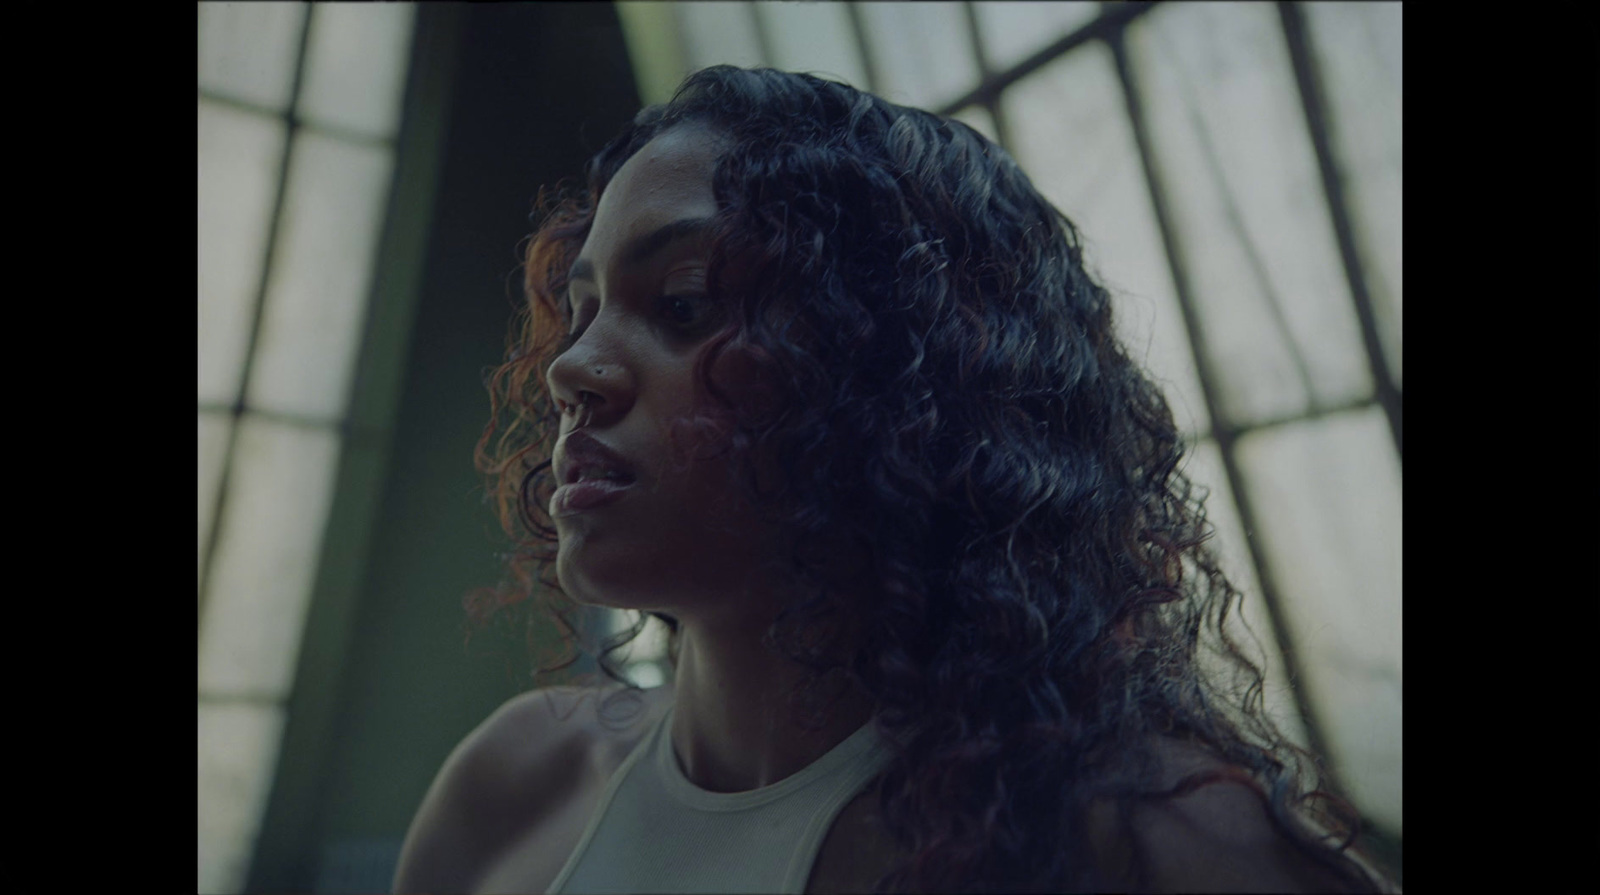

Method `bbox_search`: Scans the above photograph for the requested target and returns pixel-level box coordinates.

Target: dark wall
[248,5,640,891]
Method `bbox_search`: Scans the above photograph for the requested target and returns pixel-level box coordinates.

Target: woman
[395,66,1392,893]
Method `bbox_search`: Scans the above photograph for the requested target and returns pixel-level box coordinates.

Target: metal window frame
[200,5,456,891]
[198,9,318,633]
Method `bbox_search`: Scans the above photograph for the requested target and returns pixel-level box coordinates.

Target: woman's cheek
[710,343,785,425]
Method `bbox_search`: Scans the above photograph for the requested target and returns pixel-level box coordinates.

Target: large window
[197,4,1401,890]
[198,5,415,892]
[612,0,1402,857]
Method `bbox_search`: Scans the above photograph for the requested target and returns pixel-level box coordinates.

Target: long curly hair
[475,66,1380,892]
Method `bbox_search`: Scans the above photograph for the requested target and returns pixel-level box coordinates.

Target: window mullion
[199,8,317,632]
[937,0,1160,117]
[842,2,881,96]
[1277,1,1401,464]
[959,0,1018,154]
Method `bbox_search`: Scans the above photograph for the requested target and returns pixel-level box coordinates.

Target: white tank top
[548,704,893,894]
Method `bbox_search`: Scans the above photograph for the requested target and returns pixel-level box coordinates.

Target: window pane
[198,0,307,112]
[754,1,869,89]
[199,411,233,586]
[675,2,766,72]
[199,416,341,698]
[198,701,287,894]
[949,104,999,146]
[245,133,394,421]
[298,3,416,140]
[1235,407,1401,832]
[1304,2,1402,386]
[857,1,979,110]
[199,100,288,407]
[973,1,1100,71]
[607,611,673,689]
[1127,3,1372,426]
[1002,43,1211,438]
[615,1,694,106]
[1184,439,1309,748]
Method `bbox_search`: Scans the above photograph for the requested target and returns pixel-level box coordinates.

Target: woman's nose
[545,324,636,427]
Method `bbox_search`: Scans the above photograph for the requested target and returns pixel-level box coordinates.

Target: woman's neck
[667,613,874,793]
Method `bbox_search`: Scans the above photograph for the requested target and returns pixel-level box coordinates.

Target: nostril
[568,391,600,426]
[556,393,599,417]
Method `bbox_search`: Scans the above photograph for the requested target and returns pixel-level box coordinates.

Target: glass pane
[246,133,393,421]
[1235,406,1401,832]
[607,611,673,689]
[199,416,342,698]
[675,2,766,72]
[199,701,287,894]
[1002,43,1211,438]
[1304,2,1402,387]
[754,0,869,89]
[616,1,694,106]
[1185,440,1309,748]
[198,0,307,112]
[298,3,416,140]
[973,1,1100,71]
[199,100,288,407]
[948,104,999,146]
[857,1,980,111]
[1127,3,1372,426]
[199,411,233,587]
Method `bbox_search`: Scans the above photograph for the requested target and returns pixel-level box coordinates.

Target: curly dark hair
[474,66,1380,892]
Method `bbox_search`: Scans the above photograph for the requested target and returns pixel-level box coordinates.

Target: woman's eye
[659,293,715,329]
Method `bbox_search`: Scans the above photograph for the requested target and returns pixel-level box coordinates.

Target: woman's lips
[551,478,634,517]
[554,430,638,487]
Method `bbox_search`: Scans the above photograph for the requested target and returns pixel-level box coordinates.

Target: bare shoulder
[391,684,669,894]
[1088,740,1386,894]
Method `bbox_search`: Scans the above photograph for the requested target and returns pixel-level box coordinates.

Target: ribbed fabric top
[548,705,892,894]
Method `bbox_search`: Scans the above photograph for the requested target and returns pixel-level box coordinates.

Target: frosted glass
[630,663,669,689]
[1002,44,1211,437]
[1235,407,1401,831]
[676,2,766,72]
[606,610,671,663]
[199,411,233,587]
[635,614,671,662]
[1304,2,1402,387]
[199,101,288,407]
[857,2,979,110]
[199,417,342,697]
[754,1,869,90]
[949,104,998,146]
[198,1,307,112]
[607,611,673,689]
[616,1,694,106]
[298,3,416,140]
[1128,3,1372,426]
[198,701,287,894]
[973,1,1100,71]
[1185,440,1309,748]
[246,133,393,421]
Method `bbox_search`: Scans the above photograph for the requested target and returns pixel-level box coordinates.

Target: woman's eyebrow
[567,217,714,286]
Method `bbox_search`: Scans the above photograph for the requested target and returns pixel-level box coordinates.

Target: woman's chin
[554,551,649,612]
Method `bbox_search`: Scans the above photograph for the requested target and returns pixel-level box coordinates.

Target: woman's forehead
[600,127,722,221]
[582,126,724,267]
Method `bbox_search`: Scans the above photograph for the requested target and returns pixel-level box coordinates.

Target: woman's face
[546,125,787,626]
